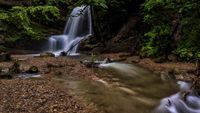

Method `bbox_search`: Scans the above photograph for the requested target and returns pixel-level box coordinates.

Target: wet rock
[9,62,20,74]
[80,58,112,68]
[169,68,181,75]
[0,52,11,62]
[167,71,176,81]
[40,52,55,57]
[80,60,100,68]
[26,66,39,74]
[60,51,67,56]
[0,68,12,79]
[79,38,100,52]
[160,71,169,81]
[160,70,176,81]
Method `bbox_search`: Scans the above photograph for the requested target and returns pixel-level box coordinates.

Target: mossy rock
[27,66,39,74]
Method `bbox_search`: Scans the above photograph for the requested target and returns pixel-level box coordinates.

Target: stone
[9,62,20,74]
[80,58,112,68]
[160,71,169,81]
[60,51,67,56]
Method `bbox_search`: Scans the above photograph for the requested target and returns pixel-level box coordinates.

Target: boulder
[0,52,11,62]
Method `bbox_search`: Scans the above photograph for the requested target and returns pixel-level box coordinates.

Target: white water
[48,6,92,56]
[154,81,200,113]
[99,62,148,77]
[99,62,200,113]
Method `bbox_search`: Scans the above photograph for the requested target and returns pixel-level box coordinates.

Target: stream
[10,54,200,113]
[52,62,177,113]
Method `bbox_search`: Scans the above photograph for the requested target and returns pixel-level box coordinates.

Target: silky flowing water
[53,62,179,113]
[12,54,200,112]
[48,6,92,56]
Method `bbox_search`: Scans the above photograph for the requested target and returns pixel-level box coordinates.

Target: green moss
[0,5,60,43]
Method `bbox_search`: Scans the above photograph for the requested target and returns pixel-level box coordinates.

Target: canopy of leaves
[0,5,60,42]
[142,0,200,60]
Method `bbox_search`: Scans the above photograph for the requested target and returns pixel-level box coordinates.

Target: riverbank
[0,53,197,112]
[101,53,196,81]
[0,56,100,113]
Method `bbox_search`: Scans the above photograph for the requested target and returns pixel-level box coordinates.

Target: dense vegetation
[0,0,200,61]
[142,0,200,61]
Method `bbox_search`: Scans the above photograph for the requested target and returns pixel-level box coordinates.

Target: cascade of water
[48,5,92,56]
[154,81,200,113]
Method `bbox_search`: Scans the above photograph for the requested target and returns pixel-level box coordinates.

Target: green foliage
[140,41,157,57]
[142,0,200,60]
[75,0,107,9]
[0,5,60,42]
[175,47,194,61]
[27,6,60,24]
[47,0,72,6]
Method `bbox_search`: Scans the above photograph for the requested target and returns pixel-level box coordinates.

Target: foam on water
[154,81,200,113]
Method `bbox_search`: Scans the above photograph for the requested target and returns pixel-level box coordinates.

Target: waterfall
[48,5,92,56]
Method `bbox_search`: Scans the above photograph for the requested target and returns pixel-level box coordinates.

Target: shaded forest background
[0,0,200,61]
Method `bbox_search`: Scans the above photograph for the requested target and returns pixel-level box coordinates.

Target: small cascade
[48,5,92,56]
[155,81,200,113]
